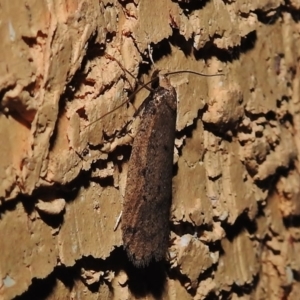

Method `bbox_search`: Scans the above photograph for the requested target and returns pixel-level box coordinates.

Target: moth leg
[75,148,90,161]
[148,44,156,69]
[105,53,152,92]
[114,210,123,231]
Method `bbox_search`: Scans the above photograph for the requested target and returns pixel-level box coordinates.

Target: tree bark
[1,1,300,299]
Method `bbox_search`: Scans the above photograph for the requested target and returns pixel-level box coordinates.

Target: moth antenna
[86,55,224,128]
[164,70,225,77]
[85,76,158,128]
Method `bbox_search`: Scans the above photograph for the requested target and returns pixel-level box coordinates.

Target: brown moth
[121,75,177,267]
[88,55,222,267]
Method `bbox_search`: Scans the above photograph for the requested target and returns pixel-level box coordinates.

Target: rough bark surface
[1,0,300,299]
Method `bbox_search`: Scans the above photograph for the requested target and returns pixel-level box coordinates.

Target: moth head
[158,74,172,90]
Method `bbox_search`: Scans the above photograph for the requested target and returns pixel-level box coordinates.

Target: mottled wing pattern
[122,82,177,267]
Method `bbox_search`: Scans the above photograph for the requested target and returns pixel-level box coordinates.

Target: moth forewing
[121,76,177,267]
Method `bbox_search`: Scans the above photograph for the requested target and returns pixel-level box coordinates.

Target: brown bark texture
[1,0,300,299]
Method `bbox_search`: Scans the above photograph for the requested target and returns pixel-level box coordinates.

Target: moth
[89,54,222,267]
[121,74,177,267]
